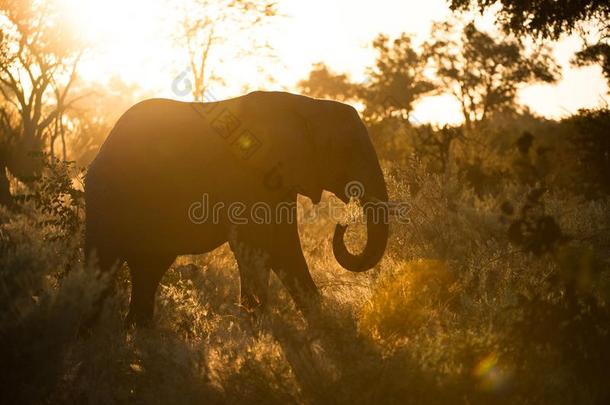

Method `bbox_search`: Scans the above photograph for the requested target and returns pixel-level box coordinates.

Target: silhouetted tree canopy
[298,35,434,123]
[564,108,610,198]
[297,62,358,101]
[449,0,610,86]
[361,34,434,122]
[574,43,610,85]
[449,0,610,39]
[424,21,560,126]
[0,0,84,145]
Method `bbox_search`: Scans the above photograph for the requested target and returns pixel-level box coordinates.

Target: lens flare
[473,353,512,392]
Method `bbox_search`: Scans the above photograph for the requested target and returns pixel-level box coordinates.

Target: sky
[65,0,610,125]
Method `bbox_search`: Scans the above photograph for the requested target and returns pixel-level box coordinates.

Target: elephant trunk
[332,189,389,273]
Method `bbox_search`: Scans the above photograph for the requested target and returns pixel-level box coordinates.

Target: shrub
[360,259,458,341]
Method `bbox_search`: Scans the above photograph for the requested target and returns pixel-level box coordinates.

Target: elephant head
[233,92,389,273]
[296,95,389,273]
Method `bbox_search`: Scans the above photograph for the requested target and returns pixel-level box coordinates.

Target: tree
[173,0,278,101]
[297,62,358,101]
[297,35,433,123]
[361,34,434,122]
[0,0,86,205]
[564,108,610,198]
[425,21,560,127]
[573,42,610,85]
[449,0,610,85]
[411,125,463,173]
[449,0,610,39]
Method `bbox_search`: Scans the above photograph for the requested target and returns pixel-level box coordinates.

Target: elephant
[85,91,389,326]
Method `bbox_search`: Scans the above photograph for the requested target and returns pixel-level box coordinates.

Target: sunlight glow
[61,0,166,45]
[57,0,609,125]
[61,0,173,87]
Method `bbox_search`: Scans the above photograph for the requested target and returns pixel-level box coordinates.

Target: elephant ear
[226,93,326,203]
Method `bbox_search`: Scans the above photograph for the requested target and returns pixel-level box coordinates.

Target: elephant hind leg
[125,253,175,327]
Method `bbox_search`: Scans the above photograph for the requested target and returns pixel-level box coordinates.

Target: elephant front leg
[125,253,175,327]
[271,223,321,318]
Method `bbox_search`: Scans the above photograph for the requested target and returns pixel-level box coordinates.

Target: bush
[360,259,458,341]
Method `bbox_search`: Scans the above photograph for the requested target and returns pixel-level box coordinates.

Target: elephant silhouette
[85,91,388,326]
